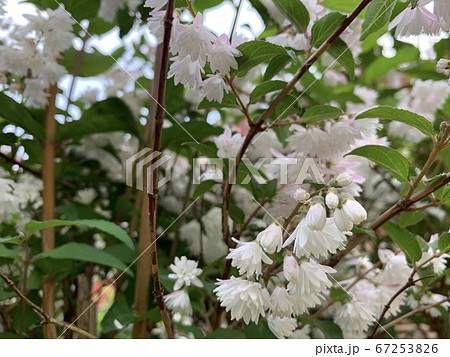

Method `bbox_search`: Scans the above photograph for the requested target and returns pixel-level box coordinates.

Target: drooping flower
[144,0,167,9]
[214,127,244,158]
[287,260,336,296]
[23,78,48,109]
[334,296,376,338]
[434,0,450,27]
[164,290,192,315]
[168,55,204,88]
[305,200,327,231]
[200,74,230,102]
[209,33,240,75]
[227,238,273,278]
[389,4,441,38]
[174,13,216,65]
[270,286,294,317]
[341,197,367,225]
[267,315,297,339]
[256,222,283,254]
[214,277,271,324]
[168,256,203,291]
[325,189,339,210]
[98,0,125,22]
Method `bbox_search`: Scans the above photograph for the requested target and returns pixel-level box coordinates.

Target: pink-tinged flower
[305,201,327,231]
[283,255,300,281]
[325,190,339,210]
[168,256,203,291]
[256,223,283,254]
[214,277,271,324]
[174,13,216,65]
[144,0,167,9]
[227,238,273,278]
[209,34,241,75]
[168,55,204,88]
[434,0,450,27]
[164,290,192,315]
[200,74,230,102]
[389,4,441,38]
[214,127,244,158]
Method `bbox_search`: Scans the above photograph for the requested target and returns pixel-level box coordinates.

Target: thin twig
[0,152,41,177]
[0,270,96,339]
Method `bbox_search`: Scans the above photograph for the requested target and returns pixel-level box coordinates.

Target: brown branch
[221,0,375,250]
[224,75,252,125]
[0,152,41,177]
[41,82,58,339]
[147,0,175,339]
[0,270,96,339]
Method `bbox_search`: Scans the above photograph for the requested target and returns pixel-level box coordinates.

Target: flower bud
[293,188,310,202]
[305,199,327,231]
[342,198,367,224]
[283,255,299,281]
[334,208,353,232]
[437,58,450,70]
[335,173,353,187]
[325,189,339,210]
[256,223,283,254]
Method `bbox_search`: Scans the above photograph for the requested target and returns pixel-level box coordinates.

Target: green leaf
[0,245,20,259]
[193,180,218,198]
[311,12,346,47]
[327,38,355,79]
[330,287,349,302]
[438,233,450,252]
[398,211,425,229]
[356,106,435,138]
[236,41,293,77]
[303,105,343,123]
[273,0,310,33]
[250,81,287,103]
[57,98,140,141]
[63,47,125,77]
[162,121,223,150]
[0,236,22,245]
[229,204,245,224]
[101,295,135,333]
[193,0,223,11]
[264,54,292,81]
[352,227,377,239]
[206,328,245,339]
[365,47,420,80]
[346,145,410,182]
[183,142,218,157]
[198,92,240,109]
[361,0,396,40]
[0,93,45,140]
[28,0,99,21]
[314,319,343,339]
[383,222,422,263]
[25,219,134,251]
[33,242,131,273]
[244,320,276,339]
[323,0,360,12]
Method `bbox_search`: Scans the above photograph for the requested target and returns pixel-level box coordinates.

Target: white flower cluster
[389,0,450,38]
[144,2,242,103]
[214,174,368,338]
[0,7,74,108]
[164,256,203,316]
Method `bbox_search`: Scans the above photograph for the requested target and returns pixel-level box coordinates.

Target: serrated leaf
[398,211,424,229]
[311,12,346,47]
[327,38,355,79]
[383,222,422,263]
[25,219,134,251]
[236,41,292,77]
[361,0,396,40]
[250,80,287,103]
[273,0,310,33]
[303,105,343,123]
[193,180,218,198]
[33,242,131,273]
[346,145,410,182]
[356,106,435,138]
[0,236,22,245]
[0,245,20,259]
[0,93,45,140]
[264,54,292,81]
[438,233,450,253]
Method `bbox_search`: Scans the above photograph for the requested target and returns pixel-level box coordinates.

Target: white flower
[147,10,166,43]
[214,127,244,158]
[434,0,450,27]
[266,33,308,51]
[335,172,353,187]
[23,78,48,109]
[270,286,294,317]
[74,188,97,205]
[334,297,376,338]
[292,188,310,202]
[334,207,353,231]
[227,238,273,278]
[421,293,450,318]
[168,256,203,290]
[168,55,204,88]
[389,4,441,38]
[437,58,450,70]
[144,0,167,9]
[334,197,367,231]
[283,254,300,281]
[164,290,192,315]
[284,218,348,259]
[268,315,297,339]
[376,249,412,286]
[175,13,216,65]
[98,0,125,22]
[325,190,339,210]
[256,223,283,254]
[214,277,271,324]
[287,260,335,296]
[200,74,230,102]
[209,34,241,75]
[41,7,75,55]
[305,201,327,231]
